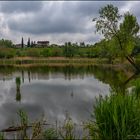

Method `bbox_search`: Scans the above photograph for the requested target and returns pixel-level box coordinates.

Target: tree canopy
[93,4,140,70]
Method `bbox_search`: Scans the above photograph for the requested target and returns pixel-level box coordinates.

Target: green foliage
[119,12,139,56]
[0,39,13,48]
[0,48,16,58]
[59,117,76,140]
[132,36,140,56]
[25,48,41,57]
[94,4,140,66]
[94,4,121,39]
[18,109,28,127]
[51,47,63,57]
[63,45,76,57]
[0,132,4,140]
[40,48,51,57]
[17,109,28,139]
[15,109,76,139]
[43,128,58,140]
[31,120,43,139]
[87,92,140,139]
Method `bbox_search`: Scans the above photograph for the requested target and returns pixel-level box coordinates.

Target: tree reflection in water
[16,77,21,102]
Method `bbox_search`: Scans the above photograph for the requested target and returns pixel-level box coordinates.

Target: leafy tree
[41,48,51,57]
[93,4,140,71]
[0,39,13,48]
[63,43,76,57]
[132,36,140,56]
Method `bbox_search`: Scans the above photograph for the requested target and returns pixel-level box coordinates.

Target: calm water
[0,65,129,130]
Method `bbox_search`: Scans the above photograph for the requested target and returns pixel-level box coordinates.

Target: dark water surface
[0,65,129,130]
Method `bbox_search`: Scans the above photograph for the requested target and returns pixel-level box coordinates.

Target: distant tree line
[0,36,140,59]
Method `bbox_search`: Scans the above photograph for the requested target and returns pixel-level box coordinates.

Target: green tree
[63,43,76,57]
[41,48,51,57]
[93,4,140,71]
[0,39,13,48]
[21,37,24,48]
[132,36,140,56]
[27,38,30,47]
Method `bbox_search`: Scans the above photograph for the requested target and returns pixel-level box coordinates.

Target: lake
[0,65,131,131]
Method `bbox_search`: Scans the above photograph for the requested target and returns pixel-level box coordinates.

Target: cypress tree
[21,37,24,48]
[27,37,30,47]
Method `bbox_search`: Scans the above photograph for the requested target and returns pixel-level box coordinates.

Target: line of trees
[0,37,140,59]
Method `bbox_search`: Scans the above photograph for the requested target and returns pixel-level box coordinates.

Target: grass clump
[43,128,58,140]
[87,92,140,140]
[59,117,77,140]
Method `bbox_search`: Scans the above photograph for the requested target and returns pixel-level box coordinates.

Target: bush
[87,92,140,139]
[43,128,58,139]
[0,48,16,58]
[25,48,41,57]
[40,48,51,57]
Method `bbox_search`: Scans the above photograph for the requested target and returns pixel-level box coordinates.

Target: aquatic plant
[87,92,140,139]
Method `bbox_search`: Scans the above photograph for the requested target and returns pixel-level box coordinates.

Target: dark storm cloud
[8,13,87,34]
[0,1,139,43]
[0,1,43,13]
[6,1,127,35]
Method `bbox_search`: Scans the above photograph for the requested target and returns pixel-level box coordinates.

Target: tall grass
[87,92,140,139]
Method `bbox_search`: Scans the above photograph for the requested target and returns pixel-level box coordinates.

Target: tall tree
[31,41,34,47]
[21,37,24,48]
[93,4,140,71]
[27,37,30,47]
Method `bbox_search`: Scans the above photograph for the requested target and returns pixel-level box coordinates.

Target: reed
[87,92,140,139]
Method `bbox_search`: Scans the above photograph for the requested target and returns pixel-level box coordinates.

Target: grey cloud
[6,1,128,35]
[65,1,127,17]
[8,14,87,34]
[0,1,138,44]
[0,1,43,13]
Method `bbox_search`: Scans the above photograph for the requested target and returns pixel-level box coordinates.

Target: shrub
[40,48,51,57]
[87,92,140,139]
[43,128,58,139]
[0,48,16,58]
[25,48,41,57]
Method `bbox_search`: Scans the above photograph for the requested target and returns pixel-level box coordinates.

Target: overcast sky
[0,1,140,45]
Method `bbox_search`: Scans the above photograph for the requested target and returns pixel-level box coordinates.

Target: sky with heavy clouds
[0,1,140,45]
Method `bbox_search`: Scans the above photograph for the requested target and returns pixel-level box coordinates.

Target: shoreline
[0,57,135,75]
[0,56,132,67]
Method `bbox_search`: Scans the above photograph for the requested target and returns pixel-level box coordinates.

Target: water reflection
[21,70,24,83]
[0,65,134,131]
[15,77,21,102]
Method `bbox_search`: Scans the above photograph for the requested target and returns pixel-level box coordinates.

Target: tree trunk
[126,56,140,72]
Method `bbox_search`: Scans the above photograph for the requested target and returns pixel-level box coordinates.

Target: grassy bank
[0,57,106,65]
[0,57,130,67]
